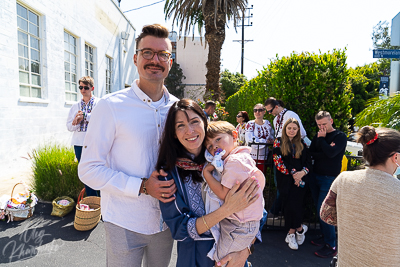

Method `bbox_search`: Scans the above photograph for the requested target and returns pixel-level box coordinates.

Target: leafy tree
[220,69,247,101]
[164,61,186,99]
[348,63,380,128]
[355,94,400,130]
[164,0,247,101]
[225,49,353,137]
[371,21,400,72]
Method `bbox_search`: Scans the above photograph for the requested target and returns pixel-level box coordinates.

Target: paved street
[0,202,331,266]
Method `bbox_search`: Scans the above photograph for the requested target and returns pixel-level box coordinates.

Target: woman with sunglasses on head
[236,111,250,146]
[66,76,99,196]
[245,104,274,172]
[320,126,400,266]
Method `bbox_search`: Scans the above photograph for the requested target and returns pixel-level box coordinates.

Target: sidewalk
[0,169,33,197]
[0,201,332,267]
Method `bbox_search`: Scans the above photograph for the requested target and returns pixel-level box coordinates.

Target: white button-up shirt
[66,97,100,146]
[273,109,307,139]
[78,80,178,234]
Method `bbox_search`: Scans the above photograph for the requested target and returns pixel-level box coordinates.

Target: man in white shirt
[66,76,99,196]
[78,24,178,267]
[264,97,307,139]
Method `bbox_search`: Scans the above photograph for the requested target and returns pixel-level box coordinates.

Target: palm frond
[164,0,247,38]
[355,94,400,130]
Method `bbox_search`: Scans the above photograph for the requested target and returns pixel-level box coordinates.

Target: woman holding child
[272,118,311,250]
[157,99,262,267]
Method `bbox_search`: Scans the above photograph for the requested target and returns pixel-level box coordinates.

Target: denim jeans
[315,174,336,248]
[74,145,99,197]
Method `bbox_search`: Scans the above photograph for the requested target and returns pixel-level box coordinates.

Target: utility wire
[244,57,264,66]
[123,0,165,13]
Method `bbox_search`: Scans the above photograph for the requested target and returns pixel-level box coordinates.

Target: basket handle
[77,188,86,205]
[11,182,24,199]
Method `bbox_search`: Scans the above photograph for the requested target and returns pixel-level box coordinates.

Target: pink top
[221,146,265,222]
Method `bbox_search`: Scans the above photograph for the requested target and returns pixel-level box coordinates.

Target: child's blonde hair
[206,121,236,139]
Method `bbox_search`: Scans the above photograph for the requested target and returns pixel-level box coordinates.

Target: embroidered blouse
[236,123,247,145]
[272,138,311,176]
[245,120,274,160]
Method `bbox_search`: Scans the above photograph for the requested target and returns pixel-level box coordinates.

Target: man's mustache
[144,63,165,72]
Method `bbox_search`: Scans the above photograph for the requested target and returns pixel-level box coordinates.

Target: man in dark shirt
[309,111,347,258]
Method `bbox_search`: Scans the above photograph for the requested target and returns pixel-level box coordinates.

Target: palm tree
[164,0,247,101]
[355,94,400,130]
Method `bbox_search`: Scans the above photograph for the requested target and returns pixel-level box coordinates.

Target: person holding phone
[66,76,99,196]
[272,118,311,250]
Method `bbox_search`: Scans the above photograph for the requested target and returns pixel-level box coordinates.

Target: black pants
[277,174,307,229]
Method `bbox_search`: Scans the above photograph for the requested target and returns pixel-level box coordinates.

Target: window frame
[106,55,113,94]
[85,43,95,78]
[17,2,42,98]
[64,30,79,102]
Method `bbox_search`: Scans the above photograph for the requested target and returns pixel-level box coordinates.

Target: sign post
[373,49,400,59]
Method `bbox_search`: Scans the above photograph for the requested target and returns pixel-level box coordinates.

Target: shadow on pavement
[0,201,99,264]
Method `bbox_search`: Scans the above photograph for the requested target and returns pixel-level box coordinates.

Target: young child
[203,121,265,265]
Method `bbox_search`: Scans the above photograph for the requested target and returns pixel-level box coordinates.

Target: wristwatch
[141,178,149,195]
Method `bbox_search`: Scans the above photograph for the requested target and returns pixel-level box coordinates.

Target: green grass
[30,144,84,201]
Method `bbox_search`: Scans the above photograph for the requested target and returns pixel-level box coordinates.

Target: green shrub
[30,144,83,201]
[225,49,353,137]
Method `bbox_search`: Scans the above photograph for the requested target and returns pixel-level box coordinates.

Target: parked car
[346,133,363,156]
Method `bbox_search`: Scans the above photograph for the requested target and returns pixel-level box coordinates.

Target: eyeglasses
[79,86,90,90]
[236,115,243,118]
[253,108,265,113]
[136,49,171,62]
[266,106,275,114]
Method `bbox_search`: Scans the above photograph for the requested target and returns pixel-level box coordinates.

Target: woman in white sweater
[320,126,400,266]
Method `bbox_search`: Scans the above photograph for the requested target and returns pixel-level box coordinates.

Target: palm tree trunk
[203,0,226,101]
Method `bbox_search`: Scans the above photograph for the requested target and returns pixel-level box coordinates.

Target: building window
[85,44,94,78]
[17,3,41,98]
[64,31,78,101]
[106,56,112,94]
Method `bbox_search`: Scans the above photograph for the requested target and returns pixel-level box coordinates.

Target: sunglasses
[236,115,243,118]
[267,106,275,114]
[253,108,265,113]
[79,86,91,90]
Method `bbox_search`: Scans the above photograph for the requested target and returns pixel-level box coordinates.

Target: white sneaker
[296,224,308,245]
[285,233,298,250]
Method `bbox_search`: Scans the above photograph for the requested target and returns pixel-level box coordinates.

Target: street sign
[373,49,400,59]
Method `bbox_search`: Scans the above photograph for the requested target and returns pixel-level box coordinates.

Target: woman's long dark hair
[156,99,208,183]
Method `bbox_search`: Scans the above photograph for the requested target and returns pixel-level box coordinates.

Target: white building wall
[391,12,400,46]
[176,37,208,101]
[391,12,400,93]
[0,0,136,177]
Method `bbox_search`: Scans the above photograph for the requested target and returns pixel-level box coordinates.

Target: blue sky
[120,0,400,79]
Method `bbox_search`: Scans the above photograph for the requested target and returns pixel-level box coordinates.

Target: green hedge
[30,144,84,201]
[225,49,353,137]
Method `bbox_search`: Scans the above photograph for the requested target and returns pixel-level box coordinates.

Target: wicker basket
[6,183,37,222]
[51,196,75,217]
[74,188,101,231]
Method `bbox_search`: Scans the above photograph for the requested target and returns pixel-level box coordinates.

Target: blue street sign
[373,49,400,59]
